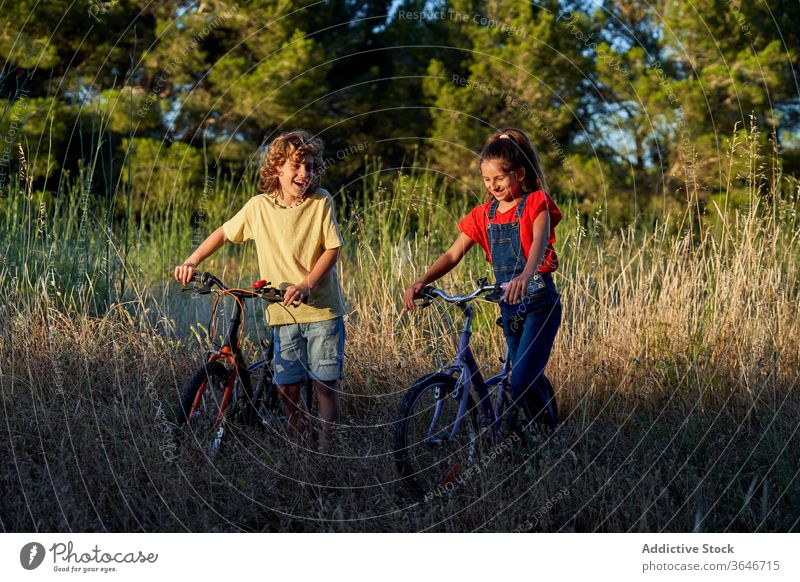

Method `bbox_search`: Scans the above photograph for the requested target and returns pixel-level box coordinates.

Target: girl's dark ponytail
[481,128,547,198]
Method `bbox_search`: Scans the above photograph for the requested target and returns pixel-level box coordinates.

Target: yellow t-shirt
[222,189,346,325]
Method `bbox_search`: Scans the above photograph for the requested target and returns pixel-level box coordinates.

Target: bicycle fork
[433,333,498,444]
[435,353,515,451]
[193,348,239,432]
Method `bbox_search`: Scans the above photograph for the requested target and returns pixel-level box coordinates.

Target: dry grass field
[2,136,799,532]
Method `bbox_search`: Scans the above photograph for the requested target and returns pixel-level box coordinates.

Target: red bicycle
[173,271,310,461]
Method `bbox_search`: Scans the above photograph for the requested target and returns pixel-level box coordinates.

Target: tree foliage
[0,0,797,222]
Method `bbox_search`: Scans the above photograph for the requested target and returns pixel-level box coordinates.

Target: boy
[174,130,346,451]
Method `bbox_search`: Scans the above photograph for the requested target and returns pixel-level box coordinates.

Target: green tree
[588,0,797,216]
[421,0,594,202]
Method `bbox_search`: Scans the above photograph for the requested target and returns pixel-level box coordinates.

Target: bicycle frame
[191,291,251,429]
[435,302,512,443]
[175,272,296,459]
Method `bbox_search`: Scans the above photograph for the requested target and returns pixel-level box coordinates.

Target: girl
[403,128,562,431]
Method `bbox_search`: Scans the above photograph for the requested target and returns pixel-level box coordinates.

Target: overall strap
[487,200,500,220]
[514,193,530,219]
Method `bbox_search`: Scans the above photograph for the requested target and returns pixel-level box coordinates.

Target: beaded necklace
[273,194,306,209]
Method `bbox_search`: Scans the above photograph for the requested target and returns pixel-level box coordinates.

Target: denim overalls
[487,193,561,429]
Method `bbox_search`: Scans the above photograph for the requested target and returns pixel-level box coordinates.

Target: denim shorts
[272,316,345,384]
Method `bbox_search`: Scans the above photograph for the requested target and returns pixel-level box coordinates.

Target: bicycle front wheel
[174,361,233,461]
[537,375,558,430]
[393,373,481,499]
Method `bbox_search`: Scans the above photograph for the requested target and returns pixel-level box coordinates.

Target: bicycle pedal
[442,463,462,486]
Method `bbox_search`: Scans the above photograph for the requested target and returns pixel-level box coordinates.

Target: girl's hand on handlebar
[174,263,198,285]
[283,283,310,307]
[502,274,529,305]
[403,280,426,311]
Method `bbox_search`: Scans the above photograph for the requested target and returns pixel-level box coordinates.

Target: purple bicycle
[393,279,557,498]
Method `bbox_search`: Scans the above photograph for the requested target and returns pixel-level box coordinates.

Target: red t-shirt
[458,190,562,273]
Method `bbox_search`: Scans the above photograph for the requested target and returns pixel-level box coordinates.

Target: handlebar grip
[483,284,504,303]
[417,285,435,307]
[186,271,215,294]
[191,271,205,283]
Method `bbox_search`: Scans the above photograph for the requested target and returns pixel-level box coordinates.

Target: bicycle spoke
[395,375,481,498]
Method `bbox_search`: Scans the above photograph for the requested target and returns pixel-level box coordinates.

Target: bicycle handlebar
[192,271,225,290]
[417,278,504,307]
[183,271,286,303]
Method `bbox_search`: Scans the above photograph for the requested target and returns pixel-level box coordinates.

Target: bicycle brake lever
[259,287,285,303]
[186,282,213,295]
[483,283,504,303]
[184,272,214,294]
[180,285,209,294]
[416,286,435,308]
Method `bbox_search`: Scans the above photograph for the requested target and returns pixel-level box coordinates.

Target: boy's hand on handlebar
[174,263,198,285]
[403,280,426,311]
[283,283,310,307]
[502,274,529,304]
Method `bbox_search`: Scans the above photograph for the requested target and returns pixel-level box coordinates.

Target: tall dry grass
[1,129,799,532]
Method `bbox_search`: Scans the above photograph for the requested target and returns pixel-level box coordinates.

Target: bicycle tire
[256,333,314,424]
[539,375,558,429]
[174,361,234,460]
[524,375,558,431]
[253,378,283,429]
[393,373,481,499]
[251,374,315,431]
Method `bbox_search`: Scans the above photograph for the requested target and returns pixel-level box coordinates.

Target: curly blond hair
[258,130,324,196]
